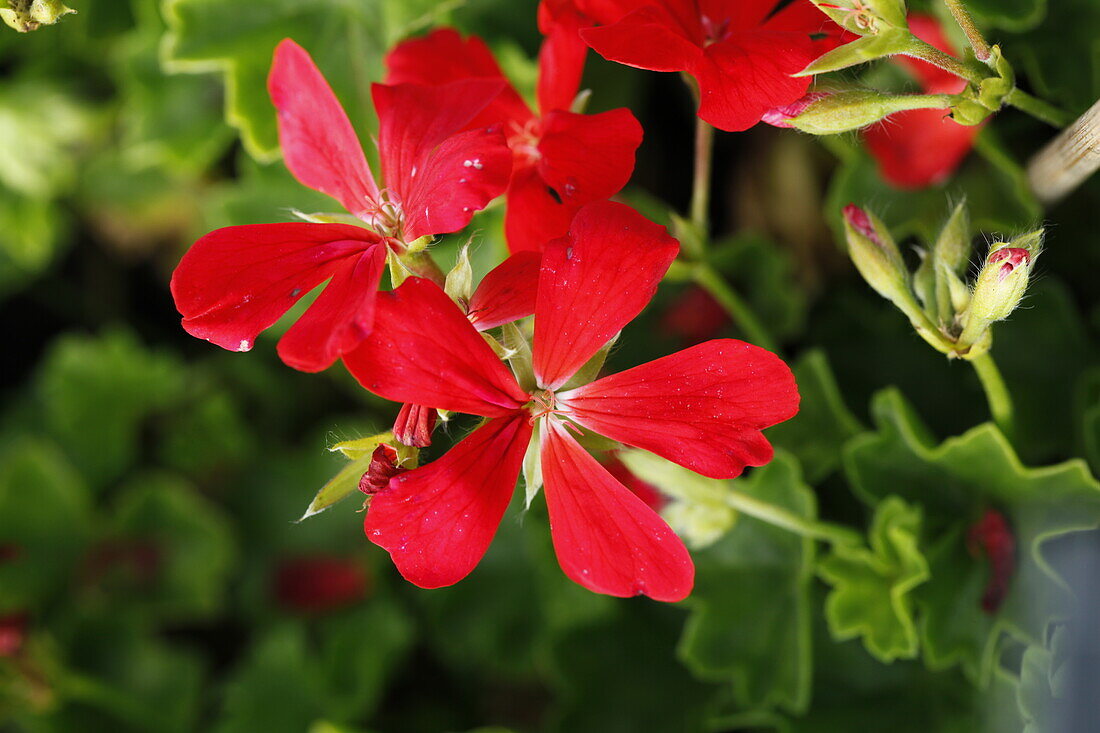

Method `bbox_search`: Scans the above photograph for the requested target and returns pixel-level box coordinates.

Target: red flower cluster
[170,2,810,601]
[863,13,978,189]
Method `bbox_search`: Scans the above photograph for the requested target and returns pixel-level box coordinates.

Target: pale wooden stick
[1028,97,1100,204]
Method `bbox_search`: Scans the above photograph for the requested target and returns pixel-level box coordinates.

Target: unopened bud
[392,402,438,448]
[797,29,912,76]
[842,204,912,306]
[934,200,972,275]
[785,90,952,135]
[762,93,829,128]
[966,232,1041,325]
[358,444,404,494]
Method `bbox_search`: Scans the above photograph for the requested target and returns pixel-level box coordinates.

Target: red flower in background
[273,555,369,615]
[385,24,642,252]
[343,201,798,601]
[0,613,28,657]
[863,13,978,188]
[576,0,845,131]
[171,39,512,372]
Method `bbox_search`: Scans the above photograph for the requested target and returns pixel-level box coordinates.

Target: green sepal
[818,496,930,662]
[797,30,911,76]
[1,0,75,32]
[299,431,394,521]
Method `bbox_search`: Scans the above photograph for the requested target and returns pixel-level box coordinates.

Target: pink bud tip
[359,444,404,494]
[762,92,828,128]
[987,247,1029,281]
[843,204,879,244]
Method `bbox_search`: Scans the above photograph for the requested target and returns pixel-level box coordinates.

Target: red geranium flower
[575,0,844,131]
[170,39,512,372]
[343,200,799,601]
[385,24,642,252]
[862,13,978,189]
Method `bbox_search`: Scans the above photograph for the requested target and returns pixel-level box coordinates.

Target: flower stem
[1005,88,1073,128]
[694,262,778,353]
[402,250,446,286]
[690,115,714,237]
[969,351,1014,437]
[904,38,983,84]
[724,489,862,546]
[942,0,992,63]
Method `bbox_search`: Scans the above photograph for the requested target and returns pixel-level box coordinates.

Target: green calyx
[1,0,74,32]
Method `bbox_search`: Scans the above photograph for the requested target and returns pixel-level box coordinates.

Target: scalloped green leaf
[677,452,817,714]
[162,0,458,161]
[818,496,930,662]
[843,389,1100,681]
[767,349,863,483]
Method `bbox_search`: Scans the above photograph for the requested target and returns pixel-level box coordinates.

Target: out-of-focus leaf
[767,349,864,483]
[678,452,817,714]
[966,0,1045,31]
[37,329,186,487]
[0,188,67,300]
[109,472,235,620]
[215,624,321,733]
[159,389,253,477]
[0,436,90,612]
[547,604,719,733]
[162,0,459,160]
[826,130,1039,243]
[818,496,929,662]
[1008,0,1100,112]
[317,601,414,721]
[710,234,808,343]
[198,154,335,232]
[844,389,1100,682]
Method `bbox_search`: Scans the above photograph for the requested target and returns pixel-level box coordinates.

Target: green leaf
[0,436,90,612]
[37,329,187,487]
[678,453,817,714]
[844,389,1100,681]
[818,496,930,662]
[1008,0,1100,111]
[300,431,392,521]
[767,349,864,483]
[0,186,68,300]
[110,472,236,621]
[966,0,1045,31]
[162,0,458,161]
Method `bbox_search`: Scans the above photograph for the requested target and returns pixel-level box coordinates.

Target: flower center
[527,388,559,423]
[700,14,731,45]
[507,118,542,166]
[364,188,405,239]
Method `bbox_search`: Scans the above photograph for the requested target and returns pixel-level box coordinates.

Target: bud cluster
[842,201,1041,359]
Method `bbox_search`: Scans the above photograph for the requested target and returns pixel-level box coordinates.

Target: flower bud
[358,444,405,494]
[392,402,438,448]
[934,200,972,275]
[797,29,912,76]
[762,93,829,128]
[784,89,952,135]
[842,204,911,307]
[965,231,1041,327]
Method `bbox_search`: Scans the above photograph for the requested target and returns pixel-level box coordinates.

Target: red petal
[364,415,531,588]
[373,81,512,241]
[468,251,542,331]
[864,109,979,189]
[691,31,817,132]
[384,28,533,127]
[171,223,384,368]
[268,40,379,218]
[540,419,693,601]
[504,164,579,253]
[533,201,679,390]
[537,0,590,112]
[276,243,388,372]
[538,108,642,204]
[398,125,514,241]
[343,278,529,416]
[580,6,702,73]
[557,339,799,478]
